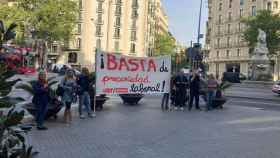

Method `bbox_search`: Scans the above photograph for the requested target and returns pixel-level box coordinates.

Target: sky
[161,0,208,47]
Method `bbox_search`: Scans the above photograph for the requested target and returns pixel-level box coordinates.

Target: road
[26,94,280,158]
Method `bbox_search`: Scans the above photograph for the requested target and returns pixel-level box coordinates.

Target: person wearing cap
[60,69,77,124]
[32,71,49,130]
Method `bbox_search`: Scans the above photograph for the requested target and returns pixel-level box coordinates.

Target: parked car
[272,80,280,94]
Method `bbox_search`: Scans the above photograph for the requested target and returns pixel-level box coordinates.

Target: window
[116,6,122,15]
[78,12,82,20]
[68,52,77,63]
[52,45,58,53]
[98,3,102,10]
[77,24,81,34]
[115,17,121,26]
[240,0,244,6]
[228,12,232,21]
[77,38,81,49]
[238,23,241,31]
[132,10,138,17]
[252,6,256,16]
[79,0,82,9]
[240,9,243,17]
[96,25,102,36]
[226,50,230,58]
[130,43,136,53]
[237,49,240,57]
[218,26,221,34]
[132,20,137,29]
[227,24,231,33]
[217,51,220,57]
[131,30,137,41]
[218,15,222,24]
[114,28,120,38]
[97,14,103,23]
[217,38,220,47]
[114,41,119,51]
[267,2,272,10]
[219,3,222,11]
[229,0,232,8]
[96,39,101,49]
[274,1,278,9]
[227,37,230,47]
[132,0,138,7]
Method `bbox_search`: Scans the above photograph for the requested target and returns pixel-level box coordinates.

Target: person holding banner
[174,70,188,111]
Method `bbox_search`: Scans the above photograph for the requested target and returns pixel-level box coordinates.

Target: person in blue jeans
[77,67,95,119]
[32,71,49,130]
[207,74,218,111]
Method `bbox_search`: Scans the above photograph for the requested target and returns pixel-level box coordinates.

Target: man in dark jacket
[189,71,201,111]
[174,70,188,111]
[77,67,94,119]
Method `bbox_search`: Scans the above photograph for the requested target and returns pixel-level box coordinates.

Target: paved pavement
[26,96,280,158]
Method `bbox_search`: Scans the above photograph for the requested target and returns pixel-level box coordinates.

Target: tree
[242,10,280,56]
[154,33,176,56]
[0,21,17,50]
[0,0,78,46]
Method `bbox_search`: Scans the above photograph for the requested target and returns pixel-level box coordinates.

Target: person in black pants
[189,71,201,111]
[174,70,188,111]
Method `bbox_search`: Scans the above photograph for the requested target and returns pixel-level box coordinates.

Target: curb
[226,95,280,102]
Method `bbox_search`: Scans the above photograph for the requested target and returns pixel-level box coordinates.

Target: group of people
[162,70,219,112]
[32,67,94,130]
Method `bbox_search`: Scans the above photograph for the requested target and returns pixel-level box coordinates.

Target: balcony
[115,0,122,5]
[97,0,105,2]
[95,32,104,37]
[96,7,104,13]
[132,3,139,9]
[115,10,122,16]
[113,34,121,39]
[95,20,104,25]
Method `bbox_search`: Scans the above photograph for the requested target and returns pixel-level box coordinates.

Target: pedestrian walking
[174,70,188,111]
[206,74,218,111]
[188,71,201,111]
[32,71,49,130]
[60,69,77,124]
[77,67,95,119]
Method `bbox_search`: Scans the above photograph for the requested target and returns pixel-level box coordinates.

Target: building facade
[205,0,280,79]
[61,0,168,70]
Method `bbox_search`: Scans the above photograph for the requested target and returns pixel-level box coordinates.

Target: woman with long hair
[32,70,49,130]
[60,69,77,124]
[77,67,94,119]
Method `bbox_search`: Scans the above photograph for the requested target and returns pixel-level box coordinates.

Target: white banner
[96,51,171,95]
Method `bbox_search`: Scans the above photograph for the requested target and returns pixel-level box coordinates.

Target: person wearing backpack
[32,71,49,130]
[60,69,77,124]
[77,67,95,119]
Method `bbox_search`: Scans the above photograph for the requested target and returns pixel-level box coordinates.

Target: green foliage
[0,20,18,49]
[242,10,280,55]
[154,33,176,56]
[0,0,78,45]
[0,59,37,157]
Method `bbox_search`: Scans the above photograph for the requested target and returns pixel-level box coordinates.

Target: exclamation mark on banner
[101,54,104,69]
[162,80,166,92]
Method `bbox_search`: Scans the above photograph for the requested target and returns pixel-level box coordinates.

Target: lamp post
[197,0,203,44]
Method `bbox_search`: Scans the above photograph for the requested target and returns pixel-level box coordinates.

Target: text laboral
[96,52,171,95]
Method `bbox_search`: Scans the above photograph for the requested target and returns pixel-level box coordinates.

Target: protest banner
[95,51,171,95]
